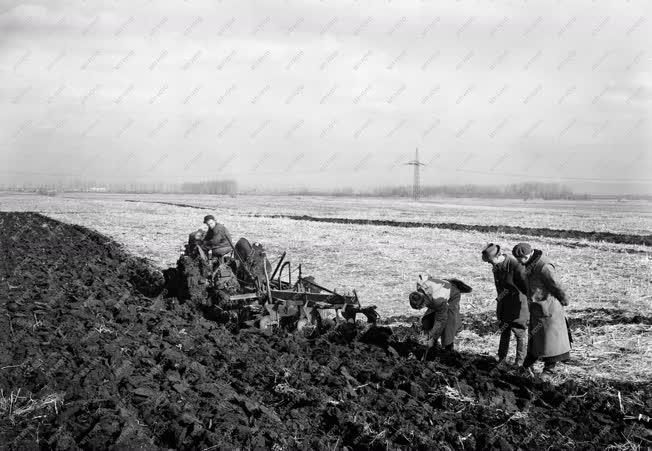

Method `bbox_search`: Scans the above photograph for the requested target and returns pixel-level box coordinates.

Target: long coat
[524,250,571,358]
[493,255,529,328]
[419,278,462,347]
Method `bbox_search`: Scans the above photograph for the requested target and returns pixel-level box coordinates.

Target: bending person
[409,274,471,354]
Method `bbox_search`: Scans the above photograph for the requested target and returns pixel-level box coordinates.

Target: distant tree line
[179,180,238,195]
[282,187,355,197]
[372,182,579,200]
[2,180,651,200]
[1,179,237,195]
[279,182,633,200]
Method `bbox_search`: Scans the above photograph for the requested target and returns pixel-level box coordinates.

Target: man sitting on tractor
[201,215,233,259]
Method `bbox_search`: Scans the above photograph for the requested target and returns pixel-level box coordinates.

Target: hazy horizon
[1,0,650,195]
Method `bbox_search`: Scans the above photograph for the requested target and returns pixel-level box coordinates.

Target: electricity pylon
[405,148,425,200]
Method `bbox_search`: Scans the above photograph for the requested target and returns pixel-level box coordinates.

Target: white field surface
[2,192,651,381]
[36,192,652,234]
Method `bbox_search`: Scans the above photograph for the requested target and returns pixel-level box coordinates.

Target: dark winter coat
[492,255,529,328]
[524,250,571,358]
[202,223,232,256]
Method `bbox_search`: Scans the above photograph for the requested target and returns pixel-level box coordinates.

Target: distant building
[89,187,107,192]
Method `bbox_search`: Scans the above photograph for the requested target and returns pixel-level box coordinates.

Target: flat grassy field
[2,192,650,383]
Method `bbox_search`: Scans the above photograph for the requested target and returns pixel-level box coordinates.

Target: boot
[498,359,511,369]
[539,362,558,382]
[522,354,537,369]
[443,343,460,357]
[542,361,557,374]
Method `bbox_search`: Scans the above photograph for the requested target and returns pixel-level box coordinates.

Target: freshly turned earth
[1,212,650,450]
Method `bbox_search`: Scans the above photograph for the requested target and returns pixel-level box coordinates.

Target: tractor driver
[201,215,233,259]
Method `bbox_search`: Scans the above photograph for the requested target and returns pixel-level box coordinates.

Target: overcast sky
[0,0,650,193]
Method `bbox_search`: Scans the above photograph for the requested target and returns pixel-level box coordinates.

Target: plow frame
[191,236,378,329]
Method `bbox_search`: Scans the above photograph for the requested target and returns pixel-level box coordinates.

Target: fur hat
[203,215,216,224]
[512,242,533,258]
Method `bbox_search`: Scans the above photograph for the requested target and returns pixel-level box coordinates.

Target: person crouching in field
[409,274,472,356]
[512,243,571,378]
[481,243,529,367]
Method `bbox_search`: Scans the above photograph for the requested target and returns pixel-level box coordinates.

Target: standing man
[512,243,571,378]
[409,274,472,355]
[201,215,233,259]
[481,243,529,367]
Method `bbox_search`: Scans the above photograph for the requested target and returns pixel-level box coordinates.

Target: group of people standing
[410,242,572,379]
